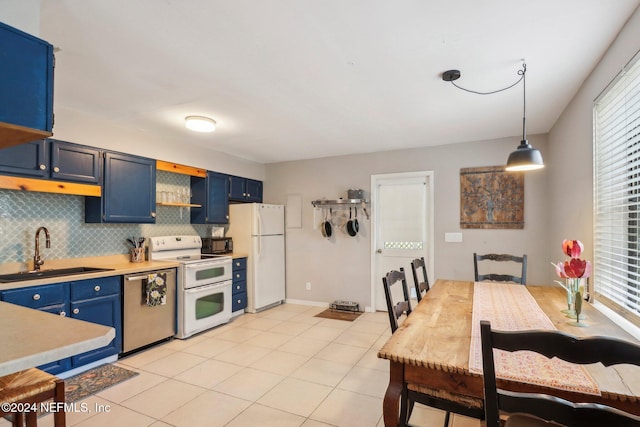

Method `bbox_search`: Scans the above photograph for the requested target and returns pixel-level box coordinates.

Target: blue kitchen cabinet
[0,21,54,147]
[0,139,101,183]
[232,257,247,313]
[0,140,49,178]
[229,176,263,203]
[86,151,156,223]
[1,276,122,372]
[191,171,229,224]
[50,139,101,183]
[69,276,122,366]
[1,283,72,374]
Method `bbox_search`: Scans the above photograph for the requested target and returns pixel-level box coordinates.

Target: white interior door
[371,172,434,311]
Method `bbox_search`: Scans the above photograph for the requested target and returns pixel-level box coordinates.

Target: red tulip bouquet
[552,239,592,324]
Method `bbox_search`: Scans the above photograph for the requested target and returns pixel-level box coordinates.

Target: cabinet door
[0,140,48,177]
[0,21,54,132]
[228,175,247,201]
[70,293,121,366]
[245,179,263,203]
[50,139,101,183]
[206,171,230,224]
[87,151,156,223]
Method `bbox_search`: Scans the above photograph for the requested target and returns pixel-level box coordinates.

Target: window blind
[594,51,640,326]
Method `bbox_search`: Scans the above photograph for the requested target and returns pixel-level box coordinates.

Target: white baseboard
[285,298,329,308]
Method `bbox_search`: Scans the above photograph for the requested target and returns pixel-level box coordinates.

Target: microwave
[201,237,233,254]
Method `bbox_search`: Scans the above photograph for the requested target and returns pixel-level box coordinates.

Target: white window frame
[593,49,640,334]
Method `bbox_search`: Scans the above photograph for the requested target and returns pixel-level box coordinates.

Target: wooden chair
[410,257,430,302]
[382,268,412,333]
[0,367,66,427]
[480,320,640,427]
[473,253,527,285]
[382,269,484,426]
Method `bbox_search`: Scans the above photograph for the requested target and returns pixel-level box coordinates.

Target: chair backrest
[473,253,527,285]
[410,257,430,302]
[480,320,640,427]
[382,268,412,333]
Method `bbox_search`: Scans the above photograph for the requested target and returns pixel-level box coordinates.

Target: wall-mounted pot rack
[311,198,369,219]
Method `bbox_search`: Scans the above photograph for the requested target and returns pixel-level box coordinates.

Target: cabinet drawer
[232,291,247,312]
[233,280,247,294]
[70,276,120,300]
[2,283,67,308]
[233,269,246,283]
[233,257,247,271]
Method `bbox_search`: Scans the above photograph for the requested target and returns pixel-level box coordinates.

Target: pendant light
[442,62,544,171]
[505,64,544,171]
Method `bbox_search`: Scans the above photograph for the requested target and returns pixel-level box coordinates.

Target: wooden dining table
[377,279,640,427]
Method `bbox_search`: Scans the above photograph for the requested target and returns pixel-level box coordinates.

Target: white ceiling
[39,0,639,164]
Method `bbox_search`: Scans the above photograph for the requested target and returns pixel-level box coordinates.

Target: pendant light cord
[521,63,527,141]
[449,63,526,95]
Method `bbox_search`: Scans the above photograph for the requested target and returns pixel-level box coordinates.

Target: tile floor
[9,304,483,427]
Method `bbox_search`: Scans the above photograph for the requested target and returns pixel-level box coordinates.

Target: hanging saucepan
[323,208,333,239]
[346,207,357,236]
[353,207,360,233]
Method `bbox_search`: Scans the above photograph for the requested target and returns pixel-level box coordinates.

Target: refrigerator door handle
[257,208,262,236]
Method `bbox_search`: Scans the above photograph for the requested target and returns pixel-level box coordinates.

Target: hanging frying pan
[346,207,357,236]
[353,207,359,233]
[323,208,333,239]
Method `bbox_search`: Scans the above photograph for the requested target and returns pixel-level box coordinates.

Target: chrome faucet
[34,226,51,271]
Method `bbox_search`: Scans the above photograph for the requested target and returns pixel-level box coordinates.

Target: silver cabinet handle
[235,261,241,267]
[94,285,101,292]
[236,285,241,290]
[376,249,383,253]
[53,166,60,172]
[237,299,241,304]
[73,308,79,315]
[236,273,240,278]
[39,164,46,170]
[126,275,149,281]
[151,212,157,218]
[59,311,66,317]
[33,294,41,301]
[247,194,251,197]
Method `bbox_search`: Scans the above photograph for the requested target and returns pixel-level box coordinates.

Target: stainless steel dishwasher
[123,269,176,353]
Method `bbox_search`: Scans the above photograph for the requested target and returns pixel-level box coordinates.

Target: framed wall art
[460,166,524,229]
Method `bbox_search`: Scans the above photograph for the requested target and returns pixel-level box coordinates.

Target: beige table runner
[469,282,600,395]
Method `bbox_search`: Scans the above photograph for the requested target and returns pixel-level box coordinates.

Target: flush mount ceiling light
[185,116,216,133]
[442,62,544,172]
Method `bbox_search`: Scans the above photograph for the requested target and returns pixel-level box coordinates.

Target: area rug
[314,308,362,321]
[65,364,139,402]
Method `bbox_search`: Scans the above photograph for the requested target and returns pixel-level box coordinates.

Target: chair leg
[53,379,66,427]
[443,410,450,427]
[399,387,409,427]
[25,411,37,427]
[13,412,24,427]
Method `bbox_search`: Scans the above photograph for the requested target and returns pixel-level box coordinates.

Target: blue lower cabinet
[232,257,248,312]
[0,276,122,374]
[69,276,122,367]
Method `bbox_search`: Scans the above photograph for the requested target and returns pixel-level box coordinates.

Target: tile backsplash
[0,171,209,264]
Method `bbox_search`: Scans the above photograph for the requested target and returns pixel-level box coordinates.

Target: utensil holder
[130,247,145,263]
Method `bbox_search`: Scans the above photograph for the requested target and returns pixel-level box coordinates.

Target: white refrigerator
[227,203,285,313]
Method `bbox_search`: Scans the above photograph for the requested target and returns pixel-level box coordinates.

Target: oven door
[181,280,232,338]
[183,259,232,288]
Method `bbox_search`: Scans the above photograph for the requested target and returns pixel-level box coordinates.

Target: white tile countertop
[0,301,115,376]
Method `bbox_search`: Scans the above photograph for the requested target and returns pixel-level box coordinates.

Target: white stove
[149,235,233,338]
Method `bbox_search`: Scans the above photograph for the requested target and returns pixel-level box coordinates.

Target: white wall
[265,135,549,310]
[547,6,640,282]
[0,0,40,35]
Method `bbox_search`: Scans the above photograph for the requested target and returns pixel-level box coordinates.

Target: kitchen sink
[0,267,115,283]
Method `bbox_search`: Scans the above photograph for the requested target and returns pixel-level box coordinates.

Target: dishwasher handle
[126,270,175,282]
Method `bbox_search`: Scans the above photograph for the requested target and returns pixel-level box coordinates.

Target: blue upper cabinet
[85,151,156,223]
[0,140,49,178]
[0,139,101,183]
[229,175,263,203]
[191,171,230,224]
[0,21,54,148]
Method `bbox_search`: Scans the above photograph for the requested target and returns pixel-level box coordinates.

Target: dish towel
[146,273,167,307]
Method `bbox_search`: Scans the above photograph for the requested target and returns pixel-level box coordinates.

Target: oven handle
[184,281,231,294]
